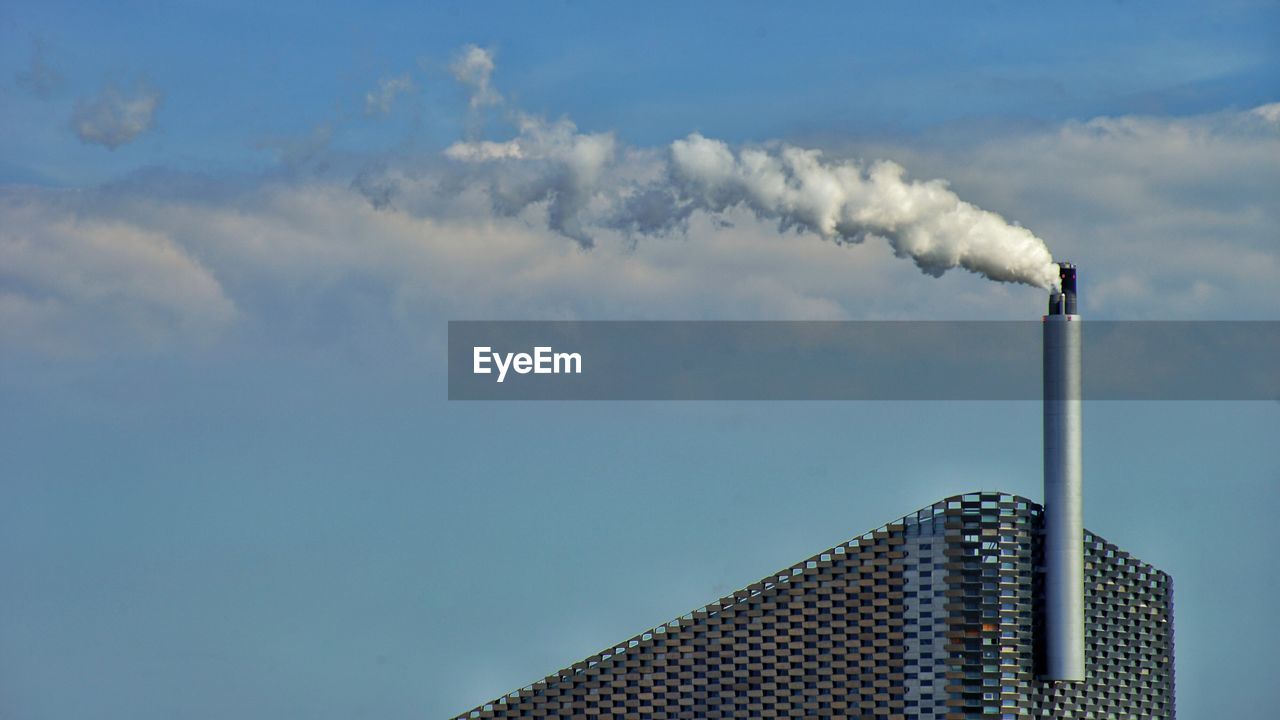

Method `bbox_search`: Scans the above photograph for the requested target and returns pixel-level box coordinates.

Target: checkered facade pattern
[452,492,1174,719]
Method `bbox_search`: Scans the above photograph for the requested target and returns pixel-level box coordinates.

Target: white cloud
[364,74,414,116]
[444,139,523,161]
[1251,103,1280,124]
[5,85,1277,359]
[450,45,500,109]
[70,83,162,150]
[0,189,235,356]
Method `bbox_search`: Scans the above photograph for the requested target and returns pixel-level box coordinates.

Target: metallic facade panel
[450,492,1174,719]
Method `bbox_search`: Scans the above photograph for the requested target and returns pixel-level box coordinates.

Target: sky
[1,2,1278,719]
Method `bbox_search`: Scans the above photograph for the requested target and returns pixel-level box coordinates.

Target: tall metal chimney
[1044,262,1085,682]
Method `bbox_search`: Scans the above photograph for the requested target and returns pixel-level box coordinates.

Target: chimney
[1043,262,1085,681]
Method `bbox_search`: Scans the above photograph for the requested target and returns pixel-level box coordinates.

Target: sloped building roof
[451,492,1174,719]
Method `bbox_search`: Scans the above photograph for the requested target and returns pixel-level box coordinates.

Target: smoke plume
[450,127,1059,287]
[420,45,1061,287]
[446,115,617,247]
[639,134,1060,288]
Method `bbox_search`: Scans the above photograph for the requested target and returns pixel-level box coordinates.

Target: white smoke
[446,115,617,247]
[656,134,1060,288]
[448,125,1059,287]
[435,47,1057,287]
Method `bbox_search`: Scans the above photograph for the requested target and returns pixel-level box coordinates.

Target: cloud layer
[0,188,234,356]
[2,47,1277,360]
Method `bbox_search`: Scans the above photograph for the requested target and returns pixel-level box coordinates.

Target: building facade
[451,492,1174,719]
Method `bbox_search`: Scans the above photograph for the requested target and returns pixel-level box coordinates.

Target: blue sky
[1,2,1278,719]
[4,1,1277,182]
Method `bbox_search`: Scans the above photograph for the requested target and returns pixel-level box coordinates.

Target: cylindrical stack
[1044,262,1085,682]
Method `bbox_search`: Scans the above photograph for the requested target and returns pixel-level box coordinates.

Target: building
[449,491,1174,719]
[451,268,1175,718]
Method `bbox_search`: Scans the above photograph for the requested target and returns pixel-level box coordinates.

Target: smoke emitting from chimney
[447,127,1063,290]
[433,44,1073,289]
[655,134,1062,289]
